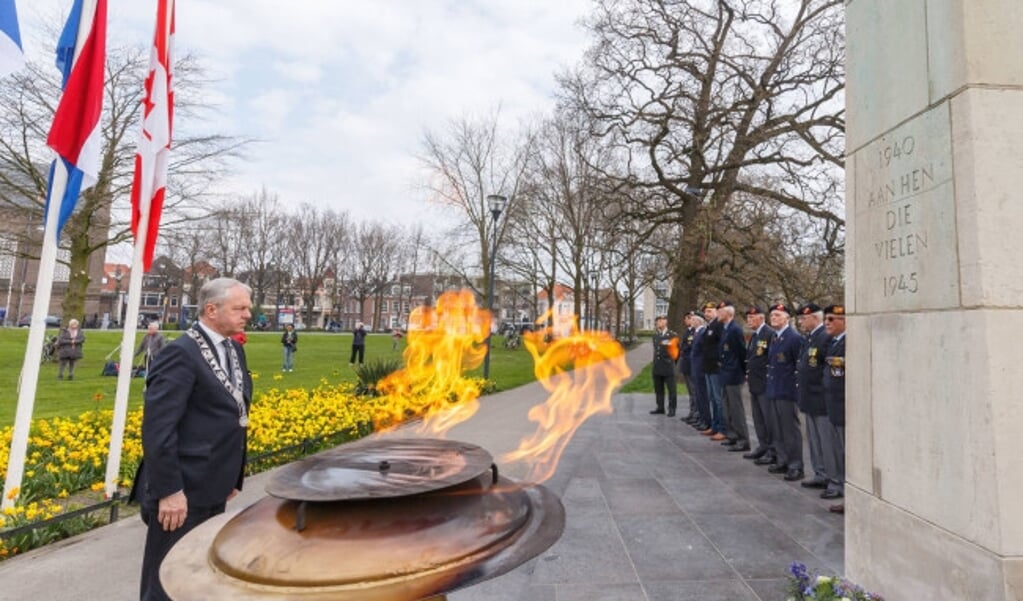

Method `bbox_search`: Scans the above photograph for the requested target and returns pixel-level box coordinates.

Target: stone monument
[845,0,1023,598]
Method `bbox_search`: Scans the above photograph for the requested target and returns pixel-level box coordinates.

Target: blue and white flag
[0,0,24,77]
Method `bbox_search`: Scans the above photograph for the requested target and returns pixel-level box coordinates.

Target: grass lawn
[619,361,689,396]
[0,328,541,428]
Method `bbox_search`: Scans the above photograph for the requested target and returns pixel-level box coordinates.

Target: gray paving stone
[690,514,824,580]
[614,514,737,581]
[554,583,648,601]
[659,476,759,516]
[600,478,681,516]
[747,577,794,601]
[644,580,761,601]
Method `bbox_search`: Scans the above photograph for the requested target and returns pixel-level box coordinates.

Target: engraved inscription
[854,105,958,312]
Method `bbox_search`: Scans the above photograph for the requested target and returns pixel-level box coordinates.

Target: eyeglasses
[825,316,845,322]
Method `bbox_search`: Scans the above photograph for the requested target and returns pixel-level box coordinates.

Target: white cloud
[17,0,593,227]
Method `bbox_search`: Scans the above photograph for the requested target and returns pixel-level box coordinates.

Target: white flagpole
[2,164,68,509]
[103,215,149,497]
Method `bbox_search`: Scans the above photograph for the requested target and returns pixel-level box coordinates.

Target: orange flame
[371,290,489,436]
[368,290,632,484]
[500,317,631,483]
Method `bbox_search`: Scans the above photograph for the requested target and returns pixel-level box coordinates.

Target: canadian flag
[131,0,174,272]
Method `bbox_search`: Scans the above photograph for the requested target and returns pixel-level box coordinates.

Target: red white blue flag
[44,0,107,237]
[0,0,23,77]
[131,0,175,272]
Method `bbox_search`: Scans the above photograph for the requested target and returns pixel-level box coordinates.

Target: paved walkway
[0,346,843,600]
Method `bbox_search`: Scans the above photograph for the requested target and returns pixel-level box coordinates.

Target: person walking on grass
[281,323,298,372]
[350,321,367,366]
[56,318,85,380]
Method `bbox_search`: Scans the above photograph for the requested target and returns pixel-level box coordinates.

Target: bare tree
[234,187,288,316]
[419,109,533,304]
[282,204,347,328]
[345,220,404,330]
[560,0,845,325]
[0,42,245,319]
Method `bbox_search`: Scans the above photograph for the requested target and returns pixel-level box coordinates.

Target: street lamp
[483,194,508,380]
[589,270,599,331]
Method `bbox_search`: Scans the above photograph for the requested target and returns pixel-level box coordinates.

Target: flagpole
[103,185,151,498]
[2,164,68,509]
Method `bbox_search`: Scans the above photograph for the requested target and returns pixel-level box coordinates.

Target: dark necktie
[222,340,234,379]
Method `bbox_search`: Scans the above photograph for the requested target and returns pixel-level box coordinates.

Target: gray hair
[690,314,706,325]
[197,278,252,311]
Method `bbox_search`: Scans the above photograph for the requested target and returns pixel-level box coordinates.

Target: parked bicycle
[503,331,522,350]
[41,335,58,364]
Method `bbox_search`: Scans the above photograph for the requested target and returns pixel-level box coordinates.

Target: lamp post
[113,267,124,327]
[483,194,507,380]
[589,270,599,331]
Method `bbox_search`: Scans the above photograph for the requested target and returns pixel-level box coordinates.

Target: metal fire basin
[160,439,565,601]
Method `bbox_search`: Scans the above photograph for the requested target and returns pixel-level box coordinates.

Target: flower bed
[1,376,475,560]
[786,562,884,601]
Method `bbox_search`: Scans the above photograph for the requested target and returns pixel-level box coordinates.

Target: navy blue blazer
[766,325,800,401]
[136,326,252,509]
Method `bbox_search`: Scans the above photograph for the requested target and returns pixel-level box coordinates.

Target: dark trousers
[681,372,698,418]
[652,372,677,412]
[748,389,774,454]
[140,502,225,601]
[722,384,748,443]
[771,399,803,470]
[691,373,709,426]
[349,344,365,364]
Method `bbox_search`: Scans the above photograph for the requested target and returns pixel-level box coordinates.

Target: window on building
[53,248,71,283]
[380,300,388,313]
[170,296,179,307]
[143,293,161,307]
[0,236,15,279]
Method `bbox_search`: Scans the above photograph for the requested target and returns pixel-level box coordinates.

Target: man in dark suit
[701,301,727,440]
[796,302,842,494]
[822,304,847,513]
[765,303,805,481]
[716,302,749,451]
[744,306,778,463]
[650,315,680,416]
[135,278,254,601]
[678,312,699,423]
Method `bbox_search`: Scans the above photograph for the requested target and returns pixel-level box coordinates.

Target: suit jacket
[823,334,846,427]
[701,319,723,374]
[765,325,800,401]
[689,326,707,380]
[796,324,829,416]
[746,324,773,395]
[678,327,695,376]
[651,328,680,376]
[135,325,252,509]
[717,320,747,386]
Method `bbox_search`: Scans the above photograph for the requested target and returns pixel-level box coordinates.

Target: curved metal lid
[265,438,495,502]
[161,477,565,601]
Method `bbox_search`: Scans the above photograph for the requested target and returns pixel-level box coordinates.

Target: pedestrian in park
[134,322,166,374]
[765,303,805,482]
[56,318,85,380]
[822,304,847,513]
[391,327,403,350]
[350,321,367,366]
[649,315,679,416]
[281,323,298,372]
[132,278,253,601]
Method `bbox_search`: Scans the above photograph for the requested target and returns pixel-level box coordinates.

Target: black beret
[823,304,846,316]
[769,303,792,315]
[797,302,822,315]
[746,306,764,316]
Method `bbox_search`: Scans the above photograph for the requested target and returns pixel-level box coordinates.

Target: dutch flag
[0,0,23,78]
[44,0,107,237]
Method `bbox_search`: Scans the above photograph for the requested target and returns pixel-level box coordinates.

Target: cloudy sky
[18,0,592,226]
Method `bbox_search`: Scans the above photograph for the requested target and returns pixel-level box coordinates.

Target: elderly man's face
[747,313,764,329]
[769,310,789,329]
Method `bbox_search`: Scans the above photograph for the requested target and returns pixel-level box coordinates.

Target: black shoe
[754,456,777,466]
[721,439,737,446]
[649,409,665,415]
[820,490,844,500]
[783,469,805,481]
[679,414,694,421]
[692,422,710,430]
[666,411,676,417]
[767,464,788,474]
[743,448,767,460]
[801,480,827,489]
[682,416,697,423]
[728,444,751,452]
